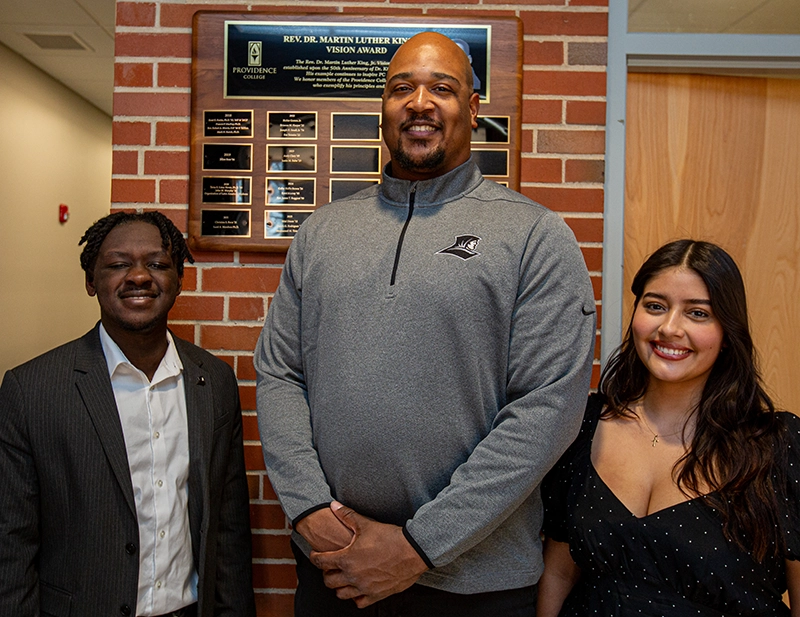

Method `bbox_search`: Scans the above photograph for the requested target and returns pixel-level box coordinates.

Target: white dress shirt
[99,325,198,616]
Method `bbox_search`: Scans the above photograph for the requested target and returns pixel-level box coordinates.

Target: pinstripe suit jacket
[0,325,256,617]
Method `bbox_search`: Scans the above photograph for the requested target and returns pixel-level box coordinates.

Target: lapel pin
[197,376,206,386]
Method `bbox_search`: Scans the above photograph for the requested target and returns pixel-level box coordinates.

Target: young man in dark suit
[0,211,255,617]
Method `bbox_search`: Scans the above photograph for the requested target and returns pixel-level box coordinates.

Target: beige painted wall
[0,43,112,378]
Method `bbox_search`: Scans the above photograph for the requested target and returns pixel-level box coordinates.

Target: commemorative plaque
[267,145,317,172]
[331,113,381,141]
[472,149,509,177]
[201,209,251,236]
[202,176,252,204]
[330,146,381,174]
[267,178,316,206]
[204,110,253,137]
[224,22,490,101]
[473,117,510,144]
[330,179,379,202]
[268,112,317,139]
[265,210,314,238]
[189,13,522,251]
[202,144,252,171]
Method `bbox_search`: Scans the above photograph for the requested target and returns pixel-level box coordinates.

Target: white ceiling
[0,0,115,116]
[0,0,797,119]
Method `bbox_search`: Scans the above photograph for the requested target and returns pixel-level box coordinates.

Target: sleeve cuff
[403,524,435,569]
[291,503,330,528]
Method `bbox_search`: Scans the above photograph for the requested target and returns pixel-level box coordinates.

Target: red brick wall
[112,1,607,614]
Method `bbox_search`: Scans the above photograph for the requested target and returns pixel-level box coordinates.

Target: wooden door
[624,72,800,412]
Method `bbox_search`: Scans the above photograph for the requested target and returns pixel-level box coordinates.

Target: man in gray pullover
[255,32,596,615]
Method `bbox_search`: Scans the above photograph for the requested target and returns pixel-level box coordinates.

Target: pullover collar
[380,157,484,209]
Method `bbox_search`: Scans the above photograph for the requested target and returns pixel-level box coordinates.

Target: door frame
[601,0,800,363]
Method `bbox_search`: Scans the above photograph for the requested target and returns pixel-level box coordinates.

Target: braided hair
[79,211,194,280]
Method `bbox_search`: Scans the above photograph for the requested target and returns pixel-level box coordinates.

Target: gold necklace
[637,412,683,447]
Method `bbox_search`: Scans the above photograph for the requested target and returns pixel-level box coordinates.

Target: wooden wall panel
[624,72,800,412]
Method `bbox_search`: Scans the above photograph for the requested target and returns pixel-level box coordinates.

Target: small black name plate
[202,176,252,204]
[472,149,509,177]
[203,144,253,171]
[472,116,510,144]
[267,178,316,205]
[267,145,317,172]
[331,113,381,141]
[204,110,253,137]
[264,210,313,238]
[330,146,380,173]
[330,179,379,202]
[201,209,251,236]
[268,112,317,139]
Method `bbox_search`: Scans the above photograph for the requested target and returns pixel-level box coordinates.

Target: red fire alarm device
[59,204,69,224]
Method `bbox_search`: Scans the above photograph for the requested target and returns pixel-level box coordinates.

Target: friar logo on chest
[436,235,482,260]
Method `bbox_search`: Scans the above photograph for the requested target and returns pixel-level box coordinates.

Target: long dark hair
[600,239,785,561]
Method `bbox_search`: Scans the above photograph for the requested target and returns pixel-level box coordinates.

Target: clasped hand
[306,501,428,608]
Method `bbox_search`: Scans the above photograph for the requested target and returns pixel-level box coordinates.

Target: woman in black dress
[538,240,800,616]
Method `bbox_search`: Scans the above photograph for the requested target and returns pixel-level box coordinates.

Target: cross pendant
[651,435,659,447]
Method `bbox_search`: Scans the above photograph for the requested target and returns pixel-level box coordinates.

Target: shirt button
[156,581,162,589]
[160,530,166,539]
[125,543,136,555]
[154,431,160,439]
[157,479,163,488]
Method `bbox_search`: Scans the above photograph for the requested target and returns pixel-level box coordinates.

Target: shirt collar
[379,157,483,209]
[99,323,183,384]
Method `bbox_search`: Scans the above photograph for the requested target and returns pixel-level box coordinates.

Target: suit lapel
[74,327,137,517]
[177,339,213,559]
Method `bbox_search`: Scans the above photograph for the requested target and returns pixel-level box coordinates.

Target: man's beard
[391,140,446,173]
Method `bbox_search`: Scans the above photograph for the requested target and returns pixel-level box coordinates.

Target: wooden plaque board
[189,12,522,252]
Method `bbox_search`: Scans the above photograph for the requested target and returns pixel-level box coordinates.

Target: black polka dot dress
[541,394,800,616]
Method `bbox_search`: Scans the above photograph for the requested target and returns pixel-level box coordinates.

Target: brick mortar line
[522,65,605,71]
[117,145,190,150]
[525,126,594,130]
[112,175,189,180]
[169,319,266,323]
[520,150,606,155]
[111,205,189,211]
[115,55,192,61]
[522,94,606,100]
[523,128,605,132]
[180,290,278,294]
[116,28,192,34]
[193,264,280,269]
[115,87,192,93]
[524,65,606,72]
[523,35,608,40]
